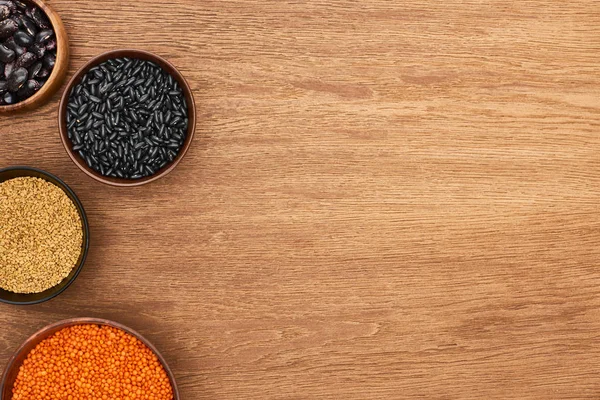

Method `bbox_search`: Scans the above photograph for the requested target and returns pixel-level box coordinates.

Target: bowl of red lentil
[0,318,180,400]
[0,166,90,305]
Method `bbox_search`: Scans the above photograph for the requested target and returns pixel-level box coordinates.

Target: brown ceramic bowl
[58,49,196,187]
[0,0,69,113]
[0,318,180,400]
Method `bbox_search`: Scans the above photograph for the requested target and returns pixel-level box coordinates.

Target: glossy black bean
[42,52,54,69]
[6,66,26,91]
[45,38,56,51]
[15,52,35,68]
[0,44,15,63]
[27,60,42,79]
[13,30,32,46]
[36,66,49,78]
[18,15,37,36]
[35,28,52,43]
[0,80,7,94]
[0,5,10,19]
[2,90,14,104]
[0,18,17,39]
[29,7,49,29]
[16,78,39,100]
[0,0,15,12]
[77,103,88,116]
[72,130,82,144]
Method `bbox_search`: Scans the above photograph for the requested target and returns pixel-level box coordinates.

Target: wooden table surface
[1,1,600,398]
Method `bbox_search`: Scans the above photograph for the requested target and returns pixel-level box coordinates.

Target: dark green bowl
[0,166,90,305]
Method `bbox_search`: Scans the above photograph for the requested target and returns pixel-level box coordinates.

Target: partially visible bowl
[58,49,196,187]
[0,318,180,400]
[0,0,69,113]
[0,166,89,305]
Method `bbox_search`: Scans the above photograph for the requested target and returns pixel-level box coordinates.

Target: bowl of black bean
[0,0,69,112]
[58,49,196,186]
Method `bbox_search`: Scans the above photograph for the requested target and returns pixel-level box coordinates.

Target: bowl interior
[0,0,69,113]
[0,167,89,305]
[0,318,180,400]
[59,49,196,187]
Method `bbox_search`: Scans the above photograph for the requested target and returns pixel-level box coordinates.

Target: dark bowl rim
[0,318,180,400]
[0,166,90,305]
[58,49,196,187]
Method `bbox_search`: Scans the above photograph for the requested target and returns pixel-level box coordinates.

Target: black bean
[0,5,9,20]
[41,52,55,69]
[13,30,32,46]
[18,15,37,36]
[99,82,113,94]
[6,66,27,91]
[2,91,15,104]
[0,18,18,39]
[27,60,42,79]
[30,7,49,29]
[73,130,82,144]
[0,44,15,63]
[36,66,49,78]
[35,28,52,43]
[45,39,56,51]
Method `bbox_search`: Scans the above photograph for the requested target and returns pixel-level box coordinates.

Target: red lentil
[12,324,174,400]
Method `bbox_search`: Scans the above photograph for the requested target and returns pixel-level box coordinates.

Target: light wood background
[1,1,600,399]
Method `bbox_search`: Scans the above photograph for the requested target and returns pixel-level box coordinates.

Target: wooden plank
[1,0,599,398]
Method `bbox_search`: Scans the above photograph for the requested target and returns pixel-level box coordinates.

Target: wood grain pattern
[1,0,599,398]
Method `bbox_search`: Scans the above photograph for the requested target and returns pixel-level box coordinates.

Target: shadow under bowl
[0,318,180,400]
[0,166,89,305]
[58,49,196,187]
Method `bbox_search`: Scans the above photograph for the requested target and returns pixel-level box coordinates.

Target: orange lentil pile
[12,324,173,400]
